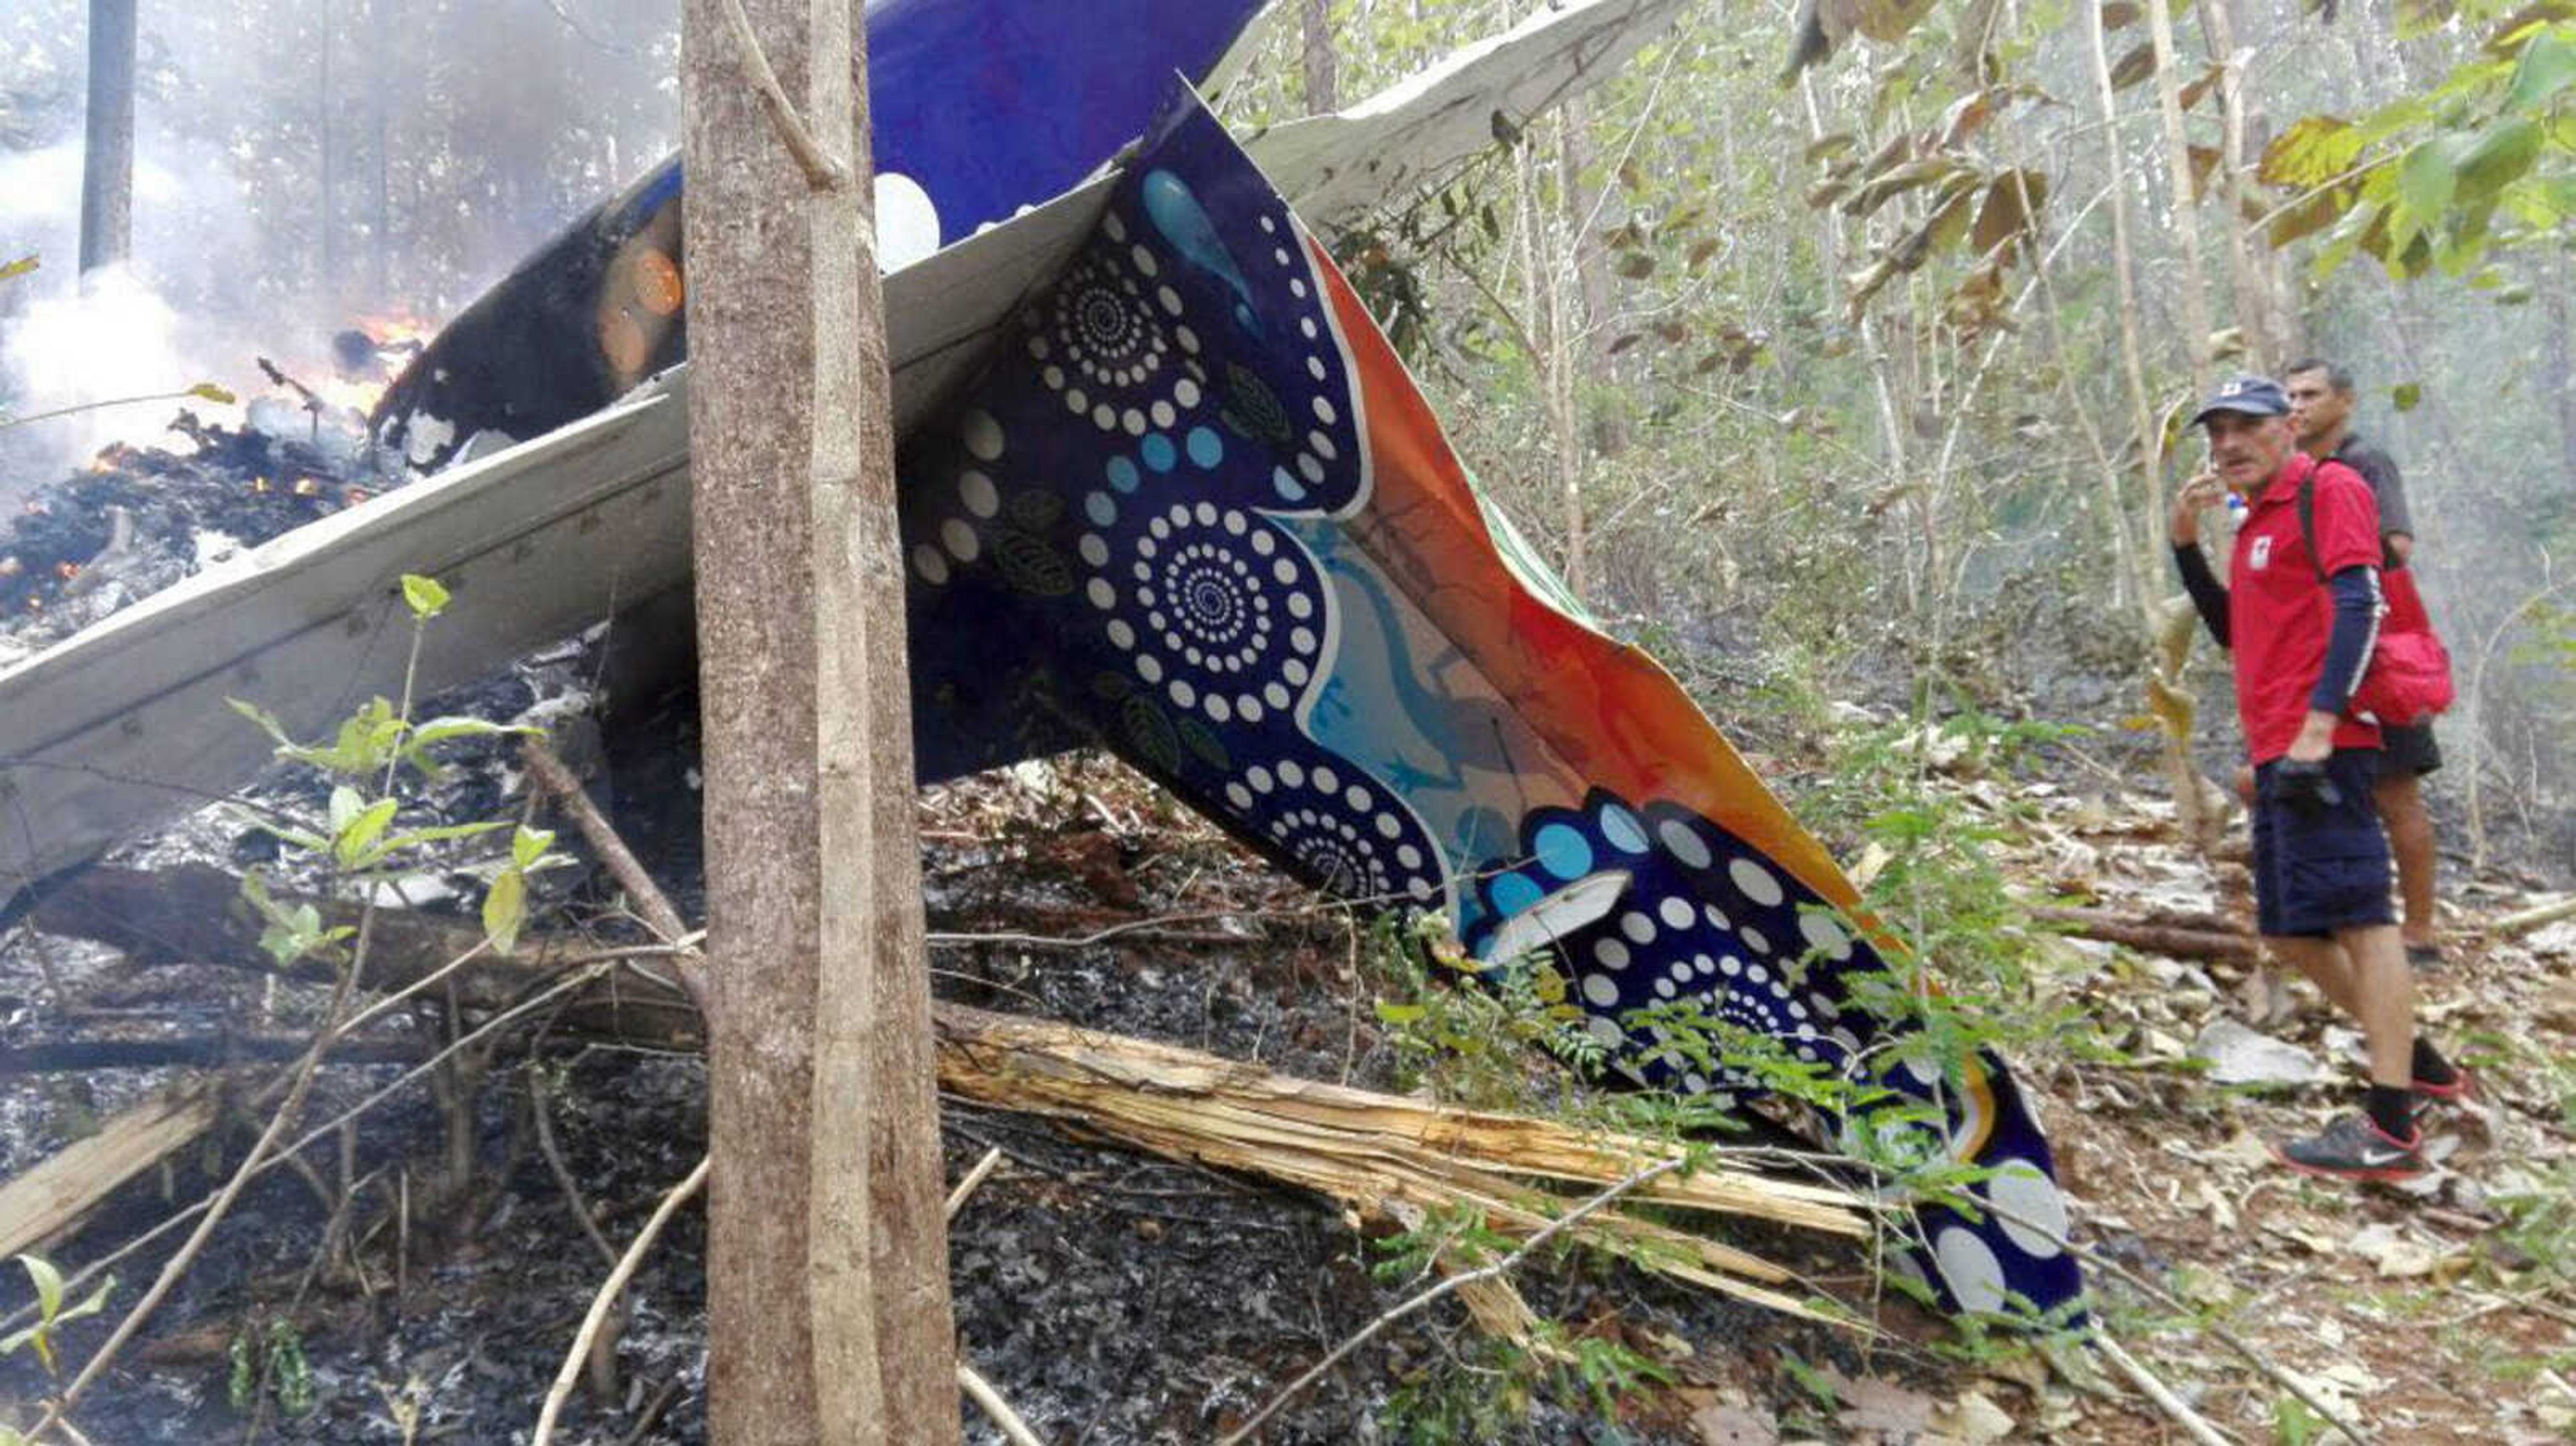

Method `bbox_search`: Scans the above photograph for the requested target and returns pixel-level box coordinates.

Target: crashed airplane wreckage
[0,0,2082,1325]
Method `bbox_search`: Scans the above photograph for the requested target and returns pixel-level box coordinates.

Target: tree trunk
[2087,0,2212,851]
[2145,0,2215,397]
[1299,0,1338,116]
[1556,95,1627,456]
[77,0,137,277]
[1517,125,1587,599]
[680,0,959,1440]
[2202,0,2282,366]
[370,0,394,303]
[321,6,339,305]
[2549,250,2576,484]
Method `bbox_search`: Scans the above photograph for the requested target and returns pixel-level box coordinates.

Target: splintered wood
[932,1004,1870,1322]
[14,866,1873,1327]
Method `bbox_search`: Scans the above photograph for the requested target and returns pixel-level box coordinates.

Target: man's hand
[2172,471,2224,545]
[2286,709,2338,764]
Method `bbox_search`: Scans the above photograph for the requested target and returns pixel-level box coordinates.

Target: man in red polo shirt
[2168,375,2468,1180]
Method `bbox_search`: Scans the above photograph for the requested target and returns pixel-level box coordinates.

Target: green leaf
[2506,28,2576,110]
[2452,115,2534,199]
[513,826,556,870]
[55,1274,113,1328]
[405,716,538,750]
[186,382,237,405]
[18,1255,63,1323]
[367,820,511,860]
[0,1321,47,1372]
[483,869,527,957]
[227,697,295,747]
[0,254,36,283]
[327,786,365,837]
[333,797,400,870]
[2392,381,2423,411]
[2398,136,2461,221]
[400,574,450,619]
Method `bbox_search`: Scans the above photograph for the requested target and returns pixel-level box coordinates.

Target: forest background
[0,1,2572,1440]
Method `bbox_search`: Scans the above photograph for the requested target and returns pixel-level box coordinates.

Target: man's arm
[2172,542,2230,648]
[2284,468,2385,761]
[2345,446,2414,562]
[2286,566,2379,761]
[2169,474,2230,648]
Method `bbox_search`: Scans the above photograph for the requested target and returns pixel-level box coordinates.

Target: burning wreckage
[0,0,2081,1330]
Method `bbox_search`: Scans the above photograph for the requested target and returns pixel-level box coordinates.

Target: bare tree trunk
[2548,250,2576,484]
[681,0,959,1439]
[77,0,137,277]
[2088,0,2212,850]
[1517,127,1588,598]
[1299,0,1338,116]
[2146,0,2215,395]
[1796,74,1915,612]
[1556,95,1628,456]
[370,0,394,303]
[321,6,339,305]
[2203,0,2281,366]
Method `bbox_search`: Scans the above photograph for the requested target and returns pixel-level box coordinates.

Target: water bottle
[2224,493,2247,529]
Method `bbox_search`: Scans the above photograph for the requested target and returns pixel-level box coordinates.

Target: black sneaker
[2413,1064,2480,1123]
[2404,943,2445,972]
[2271,1113,2426,1182]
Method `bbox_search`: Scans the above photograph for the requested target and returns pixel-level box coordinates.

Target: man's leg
[2372,767,2439,952]
[2261,933,2359,1018]
[2330,923,2415,1090]
[2261,752,2425,1178]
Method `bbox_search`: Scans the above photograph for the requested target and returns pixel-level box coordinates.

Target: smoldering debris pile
[0,401,376,654]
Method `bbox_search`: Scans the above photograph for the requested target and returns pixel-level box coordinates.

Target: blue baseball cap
[2190,374,2291,425]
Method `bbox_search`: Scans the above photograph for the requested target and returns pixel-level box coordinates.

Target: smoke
[0,0,681,497]
[0,138,260,493]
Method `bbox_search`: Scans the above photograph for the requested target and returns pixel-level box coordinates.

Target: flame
[292,476,321,497]
[313,375,386,415]
[251,476,270,493]
[353,309,438,349]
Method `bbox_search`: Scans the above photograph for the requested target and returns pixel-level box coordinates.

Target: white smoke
[0,139,263,493]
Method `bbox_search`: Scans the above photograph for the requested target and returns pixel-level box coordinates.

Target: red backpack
[2295,458,2456,727]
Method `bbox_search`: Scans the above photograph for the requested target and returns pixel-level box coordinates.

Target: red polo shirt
[2229,454,2383,764]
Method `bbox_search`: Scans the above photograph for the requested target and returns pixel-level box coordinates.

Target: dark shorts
[2251,750,2395,939]
[2377,721,2441,777]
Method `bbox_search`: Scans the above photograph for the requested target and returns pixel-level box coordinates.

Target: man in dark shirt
[2169,375,2469,1180]
[2286,360,2443,970]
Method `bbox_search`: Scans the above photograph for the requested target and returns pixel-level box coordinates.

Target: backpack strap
[2291,453,2326,584]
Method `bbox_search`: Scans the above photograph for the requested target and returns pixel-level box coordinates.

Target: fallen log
[2031,906,2258,964]
[15,863,1874,1324]
[2493,894,2576,939]
[0,1088,222,1259]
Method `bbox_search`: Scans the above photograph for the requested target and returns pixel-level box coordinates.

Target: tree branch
[716,0,850,191]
